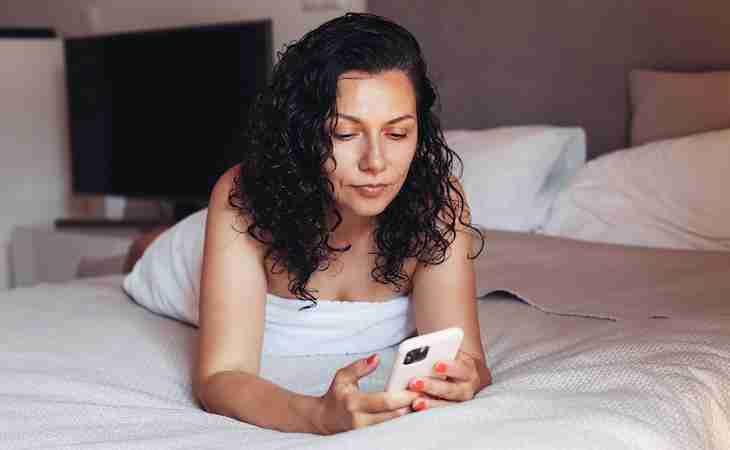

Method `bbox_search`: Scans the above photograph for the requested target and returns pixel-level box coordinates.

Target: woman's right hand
[315,354,422,435]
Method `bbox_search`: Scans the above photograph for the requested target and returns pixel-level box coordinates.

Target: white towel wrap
[121,207,416,356]
[262,293,415,356]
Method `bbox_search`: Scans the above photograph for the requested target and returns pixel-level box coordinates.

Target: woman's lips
[353,184,388,198]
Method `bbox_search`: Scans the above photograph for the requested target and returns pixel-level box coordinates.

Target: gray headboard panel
[369,1,730,159]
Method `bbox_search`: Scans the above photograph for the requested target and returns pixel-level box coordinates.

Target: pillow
[542,127,730,250]
[123,209,207,326]
[630,69,730,146]
[445,126,586,232]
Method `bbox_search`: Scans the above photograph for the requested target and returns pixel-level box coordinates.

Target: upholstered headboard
[369,1,730,159]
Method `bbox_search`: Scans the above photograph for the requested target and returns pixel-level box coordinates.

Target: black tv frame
[0,27,56,38]
[62,20,272,223]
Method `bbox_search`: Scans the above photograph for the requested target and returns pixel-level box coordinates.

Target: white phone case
[385,327,464,392]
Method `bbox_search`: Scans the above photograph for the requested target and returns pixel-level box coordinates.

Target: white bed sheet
[1,275,729,449]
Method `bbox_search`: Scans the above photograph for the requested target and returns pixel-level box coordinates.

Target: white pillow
[445,126,586,232]
[123,208,207,325]
[542,128,730,250]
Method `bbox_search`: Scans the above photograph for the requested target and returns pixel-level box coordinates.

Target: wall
[0,0,365,290]
[0,39,69,289]
[0,1,366,62]
[369,0,730,158]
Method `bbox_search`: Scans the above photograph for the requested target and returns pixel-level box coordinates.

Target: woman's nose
[359,137,386,173]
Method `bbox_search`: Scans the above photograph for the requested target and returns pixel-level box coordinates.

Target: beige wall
[0,1,366,290]
[0,1,365,61]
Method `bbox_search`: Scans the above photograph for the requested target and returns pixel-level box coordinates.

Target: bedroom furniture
[10,225,139,288]
[3,265,729,448]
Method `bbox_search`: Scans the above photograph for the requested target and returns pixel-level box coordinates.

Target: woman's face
[325,69,418,224]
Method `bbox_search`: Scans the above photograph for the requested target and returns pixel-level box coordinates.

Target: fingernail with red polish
[413,400,427,411]
[435,362,447,373]
[410,379,424,391]
[366,354,377,365]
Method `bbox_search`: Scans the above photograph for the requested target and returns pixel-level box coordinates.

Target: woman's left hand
[406,351,492,411]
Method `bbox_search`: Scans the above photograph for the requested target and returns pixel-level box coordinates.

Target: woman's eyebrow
[336,113,416,125]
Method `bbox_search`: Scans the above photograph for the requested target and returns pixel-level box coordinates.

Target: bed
[1,268,728,449]
[3,2,730,449]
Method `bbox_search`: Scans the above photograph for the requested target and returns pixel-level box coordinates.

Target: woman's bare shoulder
[209,163,242,211]
[205,163,266,256]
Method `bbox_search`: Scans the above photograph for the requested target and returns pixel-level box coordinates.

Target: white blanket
[1,275,729,449]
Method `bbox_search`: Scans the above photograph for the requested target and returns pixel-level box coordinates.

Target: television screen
[64,20,271,204]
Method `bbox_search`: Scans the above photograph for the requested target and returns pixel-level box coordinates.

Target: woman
[193,12,490,434]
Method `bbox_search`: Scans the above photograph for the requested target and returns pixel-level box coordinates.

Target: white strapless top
[262,293,416,356]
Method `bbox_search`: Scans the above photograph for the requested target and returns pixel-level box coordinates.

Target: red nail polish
[413,400,427,411]
[366,354,377,365]
[411,379,424,391]
[435,362,447,374]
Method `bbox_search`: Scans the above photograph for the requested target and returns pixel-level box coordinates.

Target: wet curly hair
[229,12,484,307]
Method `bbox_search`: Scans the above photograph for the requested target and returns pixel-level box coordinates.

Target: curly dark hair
[229,12,484,307]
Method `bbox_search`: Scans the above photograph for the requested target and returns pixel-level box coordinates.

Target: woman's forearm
[197,370,324,434]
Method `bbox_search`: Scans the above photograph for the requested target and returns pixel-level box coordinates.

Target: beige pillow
[630,70,730,146]
[542,128,730,251]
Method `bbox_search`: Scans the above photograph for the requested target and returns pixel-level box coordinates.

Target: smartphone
[385,327,464,392]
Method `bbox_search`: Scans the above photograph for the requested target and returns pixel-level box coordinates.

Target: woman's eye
[334,133,356,141]
[389,133,407,140]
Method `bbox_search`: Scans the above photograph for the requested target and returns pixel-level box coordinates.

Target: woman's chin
[352,203,388,218]
[339,199,390,220]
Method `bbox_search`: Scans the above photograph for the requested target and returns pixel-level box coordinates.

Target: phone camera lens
[403,346,430,365]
